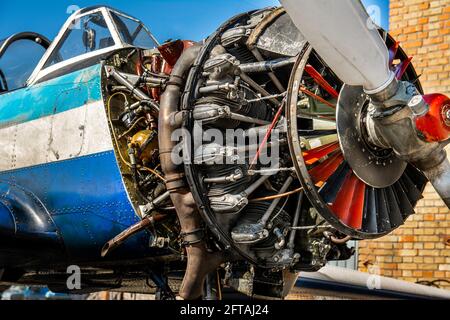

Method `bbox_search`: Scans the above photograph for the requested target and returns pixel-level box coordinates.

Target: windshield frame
[0,32,51,93]
[27,7,158,85]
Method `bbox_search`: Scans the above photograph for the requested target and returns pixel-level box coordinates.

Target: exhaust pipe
[159,44,224,300]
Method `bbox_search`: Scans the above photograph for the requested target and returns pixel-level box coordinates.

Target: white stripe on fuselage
[0,101,114,172]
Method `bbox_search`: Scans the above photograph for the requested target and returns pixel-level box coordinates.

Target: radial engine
[101,7,449,299]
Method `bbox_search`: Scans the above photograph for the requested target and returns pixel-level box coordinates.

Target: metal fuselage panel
[0,64,159,268]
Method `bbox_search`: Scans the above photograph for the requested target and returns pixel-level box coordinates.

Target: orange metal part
[309,152,344,185]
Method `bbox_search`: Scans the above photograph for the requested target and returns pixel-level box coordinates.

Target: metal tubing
[246,92,286,103]
[239,57,296,74]
[251,48,286,92]
[236,139,287,155]
[250,187,302,202]
[288,191,304,249]
[141,191,171,215]
[101,213,168,257]
[159,44,223,300]
[203,170,244,184]
[239,72,280,106]
[115,71,166,86]
[229,112,270,125]
[243,174,272,196]
[198,83,237,94]
[106,66,159,112]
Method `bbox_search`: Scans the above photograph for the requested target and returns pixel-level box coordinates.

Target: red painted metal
[330,172,365,229]
[303,142,340,165]
[309,152,344,185]
[329,171,355,222]
[394,56,413,79]
[388,41,400,67]
[142,40,195,101]
[250,102,284,168]
[304,65,339,98]
[158,40,195,71]
[147,53,164,101]
[416,93,450,142]
[347,178,366,230]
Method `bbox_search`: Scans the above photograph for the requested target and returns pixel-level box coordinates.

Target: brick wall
[358,0,450,290]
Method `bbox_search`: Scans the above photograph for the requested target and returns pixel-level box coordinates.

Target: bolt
[408,95,428,116]
[446,109,450,121]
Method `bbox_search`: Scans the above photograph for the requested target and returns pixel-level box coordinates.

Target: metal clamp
[180,228,205,246]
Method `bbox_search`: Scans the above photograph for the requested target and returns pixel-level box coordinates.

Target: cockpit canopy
[27,6,159,85]
[44,8,158,68]
[0,33,51,93]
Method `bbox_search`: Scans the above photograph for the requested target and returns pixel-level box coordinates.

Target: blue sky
[0,0,389,42]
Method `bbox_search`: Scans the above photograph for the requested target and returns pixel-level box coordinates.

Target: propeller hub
[286,40,428,239]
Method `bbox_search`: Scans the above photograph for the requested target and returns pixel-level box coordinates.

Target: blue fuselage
[0,64,163,268]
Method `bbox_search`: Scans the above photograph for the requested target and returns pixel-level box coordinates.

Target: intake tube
[159,44,224,300]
